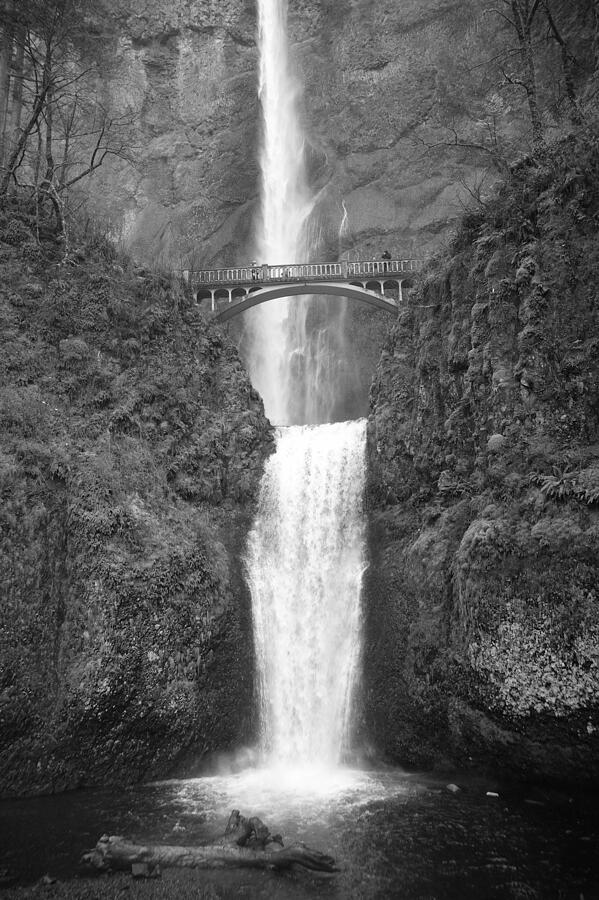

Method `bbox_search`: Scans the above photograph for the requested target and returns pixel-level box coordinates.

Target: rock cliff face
[84,0,526,267]
[86,0,259,267]
[363,132,599,782]
[0,200,273,797]
[3,1,597,798]
[79,0,571,420]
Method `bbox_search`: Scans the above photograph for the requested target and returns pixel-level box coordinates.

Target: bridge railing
[193,267,253,283]
[189,258,422,286]
[267,263,344,280]
[350,258,421,277]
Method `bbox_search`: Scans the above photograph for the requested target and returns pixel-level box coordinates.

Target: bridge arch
[215,282,400,323]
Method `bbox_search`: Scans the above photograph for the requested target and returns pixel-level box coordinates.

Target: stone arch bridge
[185,259,422,322]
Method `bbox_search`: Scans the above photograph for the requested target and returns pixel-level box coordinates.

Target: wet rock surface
[363,133,599,782]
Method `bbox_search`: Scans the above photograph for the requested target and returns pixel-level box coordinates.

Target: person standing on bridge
[381,249,391,273]
[251,261,259,281]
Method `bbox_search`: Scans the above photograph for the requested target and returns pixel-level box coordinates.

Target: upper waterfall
[244,0,314,425]
[256,0,313,267]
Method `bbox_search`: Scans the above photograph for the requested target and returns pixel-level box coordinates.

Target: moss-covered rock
[0,199,273,797]
[365,132,599,783]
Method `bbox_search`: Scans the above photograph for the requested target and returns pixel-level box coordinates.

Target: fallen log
[81,810,338,874]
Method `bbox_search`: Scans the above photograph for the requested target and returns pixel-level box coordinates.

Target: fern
[530,467,599,505]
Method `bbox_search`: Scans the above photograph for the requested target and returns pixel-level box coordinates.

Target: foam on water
[165,766,415,838]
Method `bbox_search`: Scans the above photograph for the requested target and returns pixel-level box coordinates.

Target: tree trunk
[523,31,543,143]
[0,81,50,194]
[58,100,77,190]
[40,69,65,238]
[509,0,543,146]
[82,835,338,874]
[0,0,15,168]
[43,50,54,185]
[517,18,543,143]
[543,0,581,126]
[81,811,338,875]
[559,50,581,126]
[6,21,25,164]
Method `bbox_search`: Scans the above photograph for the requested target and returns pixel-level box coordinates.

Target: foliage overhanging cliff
[364,129,599,782]
[0,201,273,797]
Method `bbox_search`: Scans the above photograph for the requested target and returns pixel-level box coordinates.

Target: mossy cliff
[0,201,273,798]
[363,132,599,783]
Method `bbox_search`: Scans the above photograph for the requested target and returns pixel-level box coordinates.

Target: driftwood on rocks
[81,809,338,874]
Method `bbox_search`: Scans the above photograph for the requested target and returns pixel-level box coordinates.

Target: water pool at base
[1,767,598,898]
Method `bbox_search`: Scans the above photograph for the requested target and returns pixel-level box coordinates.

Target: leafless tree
[492,0,544,144]
[0,0,134,243]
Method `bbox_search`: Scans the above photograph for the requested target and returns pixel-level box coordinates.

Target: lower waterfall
[245,419,367,768]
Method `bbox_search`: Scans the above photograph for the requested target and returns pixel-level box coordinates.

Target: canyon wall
[2,0,598,796]
[84,0,532,267]
[79,0,581,419]
[363,131,599,782]
[0,200,273,797]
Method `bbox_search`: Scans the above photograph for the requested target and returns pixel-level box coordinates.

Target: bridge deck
[187,258,422,289]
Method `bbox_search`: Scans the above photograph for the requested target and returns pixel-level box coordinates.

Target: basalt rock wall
[363,132,599,783]
[79,0,560,420]
[71,0,575,424]
[83,0,523,268]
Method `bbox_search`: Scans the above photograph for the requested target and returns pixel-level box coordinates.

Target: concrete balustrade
[186,259,421,286]
[182,258,423,318]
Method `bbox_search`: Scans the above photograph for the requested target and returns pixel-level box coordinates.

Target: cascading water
[243,0,368,774]
[246,420,366,767]
[242,0,346,427]
[244,0,314,426]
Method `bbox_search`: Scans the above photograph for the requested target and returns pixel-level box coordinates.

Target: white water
[239,0,368,783]
[245,420,367,768]
[245,0,314,425]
